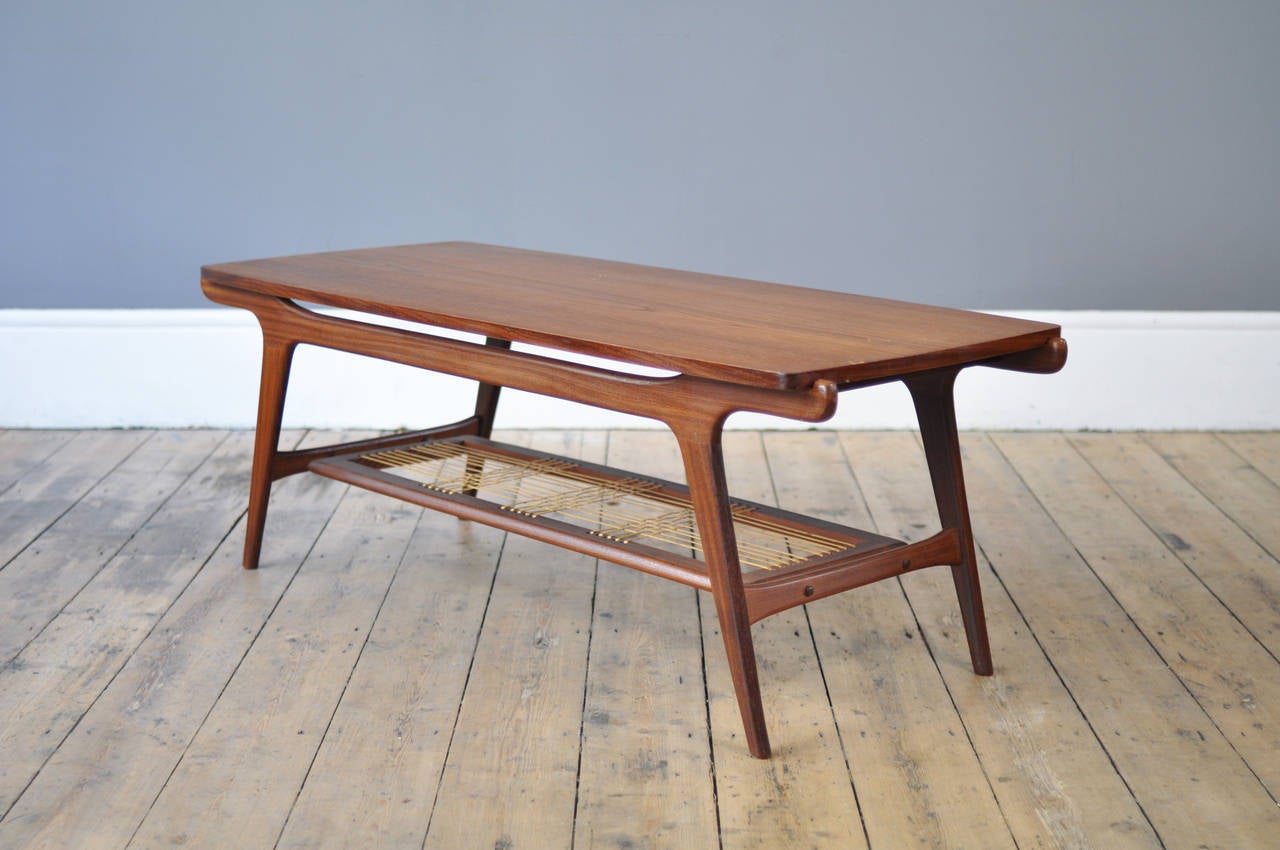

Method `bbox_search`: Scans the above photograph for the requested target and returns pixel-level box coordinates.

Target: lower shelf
[308,436,902,589]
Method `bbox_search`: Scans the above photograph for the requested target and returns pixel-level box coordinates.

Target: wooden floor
[1,429,1278,849]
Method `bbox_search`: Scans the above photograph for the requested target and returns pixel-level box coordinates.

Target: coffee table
[202,242,1066,758]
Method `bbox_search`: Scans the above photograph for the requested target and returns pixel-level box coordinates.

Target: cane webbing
[359,440,860,572]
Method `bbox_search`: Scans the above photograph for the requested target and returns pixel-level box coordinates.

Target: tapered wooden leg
[473,337,512,437]
[677,426,771,758]
[905,369,993,675]
[464,338,512,494]
[244,336,295,570]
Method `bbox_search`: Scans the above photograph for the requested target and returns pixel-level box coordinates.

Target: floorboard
[771,432,1017,850]
[1142,433,1280,560]
[713,432,869,850]
[573,431,718,850]
[0,430,76,496]
[422,431,599,850]
[0,430,226,666]
[1,429,1277,850]
[275,468,507,849]
[839,431,1159,848]
[990,433,1280,847]
[0,430,151,569]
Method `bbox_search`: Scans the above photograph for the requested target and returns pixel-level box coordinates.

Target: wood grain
[1068,433,1280,659]
[274,488,507,849]
[985,433,1280,846]
[421,431,598,850]
[0,430,225,665]
[1,430,1278,848]
[0,430,74,496]
[203,242,1062,390]
[1050,433,1280,794]
[1218,432,1280,485]
[0,431,349,849]
[1143,432,1280,558]
[0,430,234,814]
[709,431,869,850]
[126,446,423,848]
[0,430,151,568]
[766,431,1017,850]
[573,431,718,850]
[840,431,1159,849]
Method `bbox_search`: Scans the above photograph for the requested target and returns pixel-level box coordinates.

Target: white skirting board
[1,309,1276,430]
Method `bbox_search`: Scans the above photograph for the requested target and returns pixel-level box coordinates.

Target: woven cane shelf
[309,437,900,586]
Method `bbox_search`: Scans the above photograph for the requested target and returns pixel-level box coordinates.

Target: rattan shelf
[309,436,901,588]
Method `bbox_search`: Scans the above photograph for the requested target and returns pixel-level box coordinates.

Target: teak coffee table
[203,242,1066,758]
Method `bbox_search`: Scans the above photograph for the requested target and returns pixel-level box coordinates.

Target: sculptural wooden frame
[203,244,1066,758]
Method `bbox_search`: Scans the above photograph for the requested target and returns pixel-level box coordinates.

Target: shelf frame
[307,435,953,625]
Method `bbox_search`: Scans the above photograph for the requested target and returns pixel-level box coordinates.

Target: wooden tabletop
[203,242,1062,390]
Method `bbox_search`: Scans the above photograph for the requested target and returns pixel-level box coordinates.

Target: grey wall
[2,1,1277,310]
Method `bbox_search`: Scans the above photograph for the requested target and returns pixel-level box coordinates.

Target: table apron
[207,282,838,429]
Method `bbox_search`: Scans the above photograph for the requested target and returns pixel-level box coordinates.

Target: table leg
[905,369,993,675]
[471,338,512,435]
[244,336,295,570]
[677,427,771,758]
[464,338,512,494]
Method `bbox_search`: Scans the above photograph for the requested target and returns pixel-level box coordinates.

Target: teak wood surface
[201,242,1067,758]
[203,241,1063,390]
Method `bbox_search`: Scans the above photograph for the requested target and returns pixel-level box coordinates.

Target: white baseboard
[2,309,1277,430]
